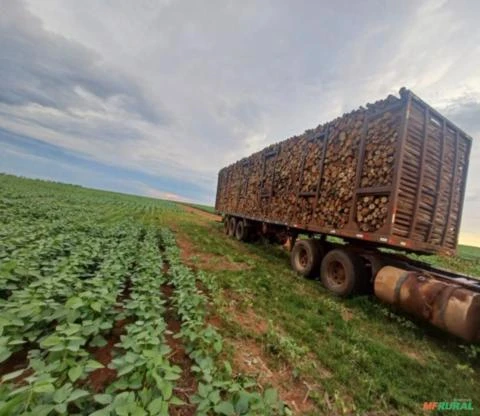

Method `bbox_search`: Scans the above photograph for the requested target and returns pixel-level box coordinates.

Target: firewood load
[356,195,389,232]
[360,111,399,188]
[216,89,471,256]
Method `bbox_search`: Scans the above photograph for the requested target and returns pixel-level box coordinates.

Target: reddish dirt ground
[204,292,319,414]
[229,337,317,414]
[88,318,131,393]
[226,304,269,335]
[161,283,197,416]
[88,278,133,393]
[0,347,32,384]
[0,348,28,377]
[341,308,354,322]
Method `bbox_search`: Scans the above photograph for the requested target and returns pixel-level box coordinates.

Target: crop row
[161,229,291,416]
[92,228,184,415]
[0,223,142,414]
[1,222,289,415]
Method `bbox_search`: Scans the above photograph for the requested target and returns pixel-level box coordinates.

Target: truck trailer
[215,88,480,342]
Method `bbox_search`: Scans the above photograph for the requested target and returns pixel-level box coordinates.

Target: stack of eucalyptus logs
[360,111,399,188]
[312,112,364,228]
[355,195,389,232]
[216,93,402,233]
[269,137,303,221]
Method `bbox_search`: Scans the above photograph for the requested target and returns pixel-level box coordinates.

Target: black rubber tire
[320,249,366,297]
[247,223,260,242]
[290,239,324,278]
[228,217,236,237]
[223,217,230,234]
[235,220,249,241]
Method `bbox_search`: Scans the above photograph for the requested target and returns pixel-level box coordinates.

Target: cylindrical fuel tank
[374,266,480,342]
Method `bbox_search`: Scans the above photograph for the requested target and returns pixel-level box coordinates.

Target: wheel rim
[326,260,346,287]
[298,247,308,268]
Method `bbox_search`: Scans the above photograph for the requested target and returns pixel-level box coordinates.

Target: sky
[0,0,479,244]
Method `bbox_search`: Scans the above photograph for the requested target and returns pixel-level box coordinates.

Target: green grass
[409,245,480,278]
[458,245,480,259]
[160,212,480,415]
[185,202,216,214]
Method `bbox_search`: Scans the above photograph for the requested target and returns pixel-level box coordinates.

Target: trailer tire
[321,249,365,297]
[290,239,323,279]
[223,217,230,234]
[228,217,236,237]
[235,220,249,241]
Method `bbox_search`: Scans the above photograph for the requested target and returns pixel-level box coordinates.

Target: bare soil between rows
[161,282,197,416]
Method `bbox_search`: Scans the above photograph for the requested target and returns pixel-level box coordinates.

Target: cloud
[142,186,193,203]
[442,97,480,136]
[0,1,167,124]
[0,128,212,203]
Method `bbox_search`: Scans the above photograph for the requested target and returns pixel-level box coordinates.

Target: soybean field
[0,174,287,415]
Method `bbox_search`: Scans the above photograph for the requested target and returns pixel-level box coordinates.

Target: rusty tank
[375,266,480,342]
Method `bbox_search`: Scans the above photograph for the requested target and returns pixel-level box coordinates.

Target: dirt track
[179,204,222,222]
